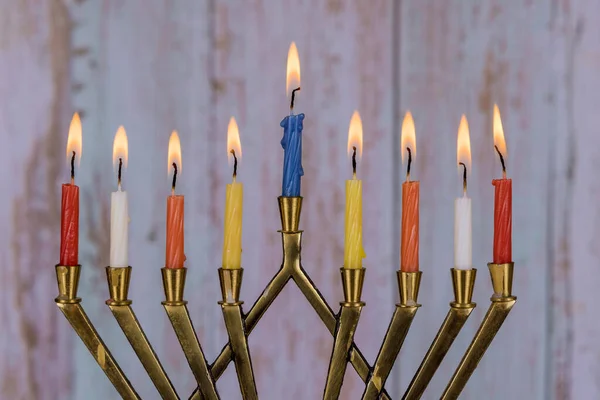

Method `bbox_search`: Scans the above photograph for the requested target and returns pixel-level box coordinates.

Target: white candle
[110,189,129,267]
[454,196,471,269]
[111,126,129,267]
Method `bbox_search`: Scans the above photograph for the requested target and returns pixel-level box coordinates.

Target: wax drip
[290,87,301,112]
[171,163,178,195]
[70,151,76,184]
[494,145,507,179]
[459,162,467,194]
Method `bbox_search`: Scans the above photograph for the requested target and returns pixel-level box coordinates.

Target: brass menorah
[54,196,516,399]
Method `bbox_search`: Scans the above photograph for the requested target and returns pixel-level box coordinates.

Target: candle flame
[227,117,242,164]
[112,126,128,170]
[457,114,472,173]
[286,42,301,96]
[347,111,363,160]
[167,130,182,175]
[493,104,507,158]
[66,112,82,165]
[401,111,416,164]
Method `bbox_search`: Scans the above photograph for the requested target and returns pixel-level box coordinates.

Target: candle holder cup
[55,196,516,399]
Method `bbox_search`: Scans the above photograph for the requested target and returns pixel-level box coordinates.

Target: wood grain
[0,0,596,399]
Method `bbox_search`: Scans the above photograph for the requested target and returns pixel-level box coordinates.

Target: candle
[400,112,419,272]
[166,131,185,269]
[60,113,82,266]
[281,42,305,197]
[492,105,512,263]
[344,111,365,269]
[455,115,472,269]
[110,126,129,267]
[222,117,244,269]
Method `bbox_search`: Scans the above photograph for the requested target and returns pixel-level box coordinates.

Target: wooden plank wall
[0,0,597,399]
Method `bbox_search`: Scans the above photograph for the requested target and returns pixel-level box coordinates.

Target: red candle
[166,131,185,269]
[400,112,419,272]
[60,113,82,266]
[492,105,512,264]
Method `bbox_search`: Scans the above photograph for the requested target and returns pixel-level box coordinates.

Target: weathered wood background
[0,0,595,399]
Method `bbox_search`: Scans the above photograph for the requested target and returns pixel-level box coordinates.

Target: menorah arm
[402,268,476,400]
[55,265,140,400]
[106,266,179,400]
[441,263,516,400]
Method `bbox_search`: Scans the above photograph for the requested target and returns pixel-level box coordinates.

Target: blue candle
[280,112,304,197]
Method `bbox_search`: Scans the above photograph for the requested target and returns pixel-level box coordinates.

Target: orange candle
[166,131,185,269]
[400,112,419,272]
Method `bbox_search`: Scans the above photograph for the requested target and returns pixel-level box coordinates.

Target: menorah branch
[441,263,516,399]
[161,268,220,400]
[106,266,179,400]
[323,268,365,400]
[402,268,476,400]
[55,265,140,400]
[361,271,421,400]
[218,268,258,400]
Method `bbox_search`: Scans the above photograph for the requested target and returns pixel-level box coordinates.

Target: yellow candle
[344,111,365,269]
[222,117,243,269]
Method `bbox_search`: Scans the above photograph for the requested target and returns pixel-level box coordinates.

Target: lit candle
[455,115,472,269]
[60,113,82,266]
[400,112,419,272]
[281,42,305,197]
[222,117,244,270]
[166,131,185,269]
[111,126,129,268]
[344,111,365,269]
[492,105,512,263]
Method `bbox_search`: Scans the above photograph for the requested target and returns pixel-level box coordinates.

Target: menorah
[55,196,516,399]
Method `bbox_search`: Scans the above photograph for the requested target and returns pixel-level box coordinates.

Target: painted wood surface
[0,0,598,399]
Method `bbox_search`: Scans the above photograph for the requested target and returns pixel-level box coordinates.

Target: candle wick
[171,162,178,194]
[406,147,412,182]
[459,162,467,194]
[290,87,301,113]
[494,145,507,178]
[230,149,238,181]
[70,151,76,184]
[352,146,357,178]
[117,157,123,190]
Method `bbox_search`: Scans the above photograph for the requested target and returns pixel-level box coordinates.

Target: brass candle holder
[441,262,516,399]
[323,267,366,399]
[361,271,422,400]
[217,268,258,400]
[161,267,220,400]
[106,266,178,399]
[402,268,477,400]
[55,196,516,399]
[55,265,140,400]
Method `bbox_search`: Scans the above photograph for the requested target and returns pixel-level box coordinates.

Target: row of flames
[65,42,507,178]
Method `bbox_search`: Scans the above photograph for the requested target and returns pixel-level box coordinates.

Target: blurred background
[0,0,596,399]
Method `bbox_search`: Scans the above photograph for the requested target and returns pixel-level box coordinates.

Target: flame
[66,112,82,165]
[401,111,416,164]
[493,104,507,158]
[457,114,471,173]
[347,111,363,160]
[167,130,182,175]
[227,117,242,164]
[286,42,301,96]
[112,126,128,170]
